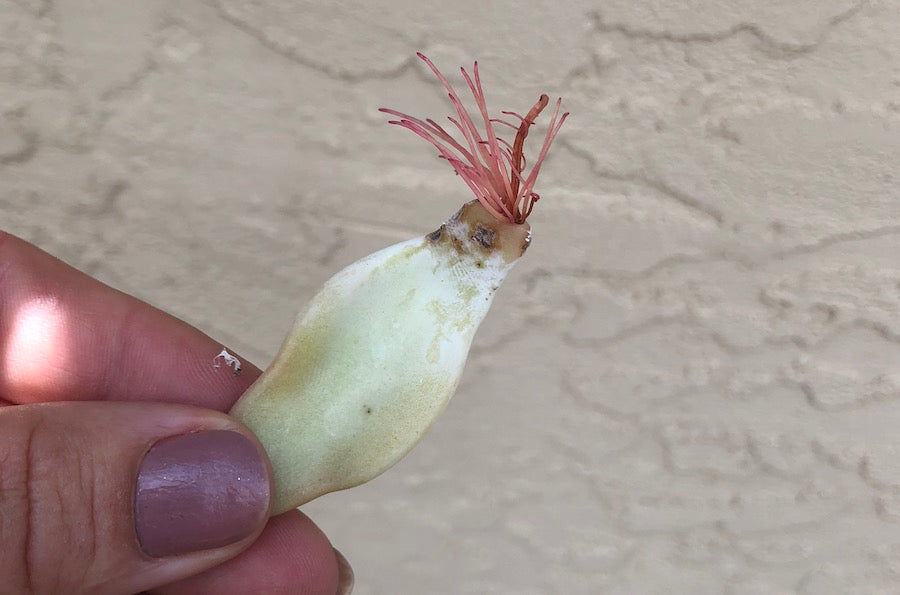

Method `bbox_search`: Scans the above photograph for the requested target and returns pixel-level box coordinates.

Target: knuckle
[0,408,101,594]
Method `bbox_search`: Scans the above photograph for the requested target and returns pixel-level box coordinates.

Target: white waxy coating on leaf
[230,203,526,513]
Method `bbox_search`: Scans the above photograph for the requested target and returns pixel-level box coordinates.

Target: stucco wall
[3,0,900,593]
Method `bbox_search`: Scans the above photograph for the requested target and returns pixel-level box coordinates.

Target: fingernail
[135,430,270,557]
[334,548,354,594]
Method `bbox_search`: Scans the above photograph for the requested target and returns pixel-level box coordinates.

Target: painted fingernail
[334,548,354,594]
[135,430,270,557]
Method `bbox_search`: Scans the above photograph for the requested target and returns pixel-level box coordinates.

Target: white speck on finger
[213,347,242,375]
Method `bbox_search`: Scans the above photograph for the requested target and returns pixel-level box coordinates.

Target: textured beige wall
[3,0,900,593]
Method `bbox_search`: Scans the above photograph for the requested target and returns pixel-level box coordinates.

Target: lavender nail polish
[135,430,270,557]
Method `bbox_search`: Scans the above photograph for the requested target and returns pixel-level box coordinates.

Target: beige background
[3,0,900,593]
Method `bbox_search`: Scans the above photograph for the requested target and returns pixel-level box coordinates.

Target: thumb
[0,400,272,595]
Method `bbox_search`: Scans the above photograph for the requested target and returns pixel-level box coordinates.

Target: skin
[0,230,346,594]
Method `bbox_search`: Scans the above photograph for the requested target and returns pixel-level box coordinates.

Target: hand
[0,231,353,595]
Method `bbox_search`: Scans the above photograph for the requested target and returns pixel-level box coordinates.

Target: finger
[150,512,351,595]
[0,230,260,409]
[0,400,272,595]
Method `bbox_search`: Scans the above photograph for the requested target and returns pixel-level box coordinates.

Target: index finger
[0,231,262,409]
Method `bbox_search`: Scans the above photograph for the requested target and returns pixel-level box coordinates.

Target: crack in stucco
[588,1,867,57]
[211,0,420,82]
[558,139,726,225]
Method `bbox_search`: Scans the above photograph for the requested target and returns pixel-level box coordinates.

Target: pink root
[379,53,568,224]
